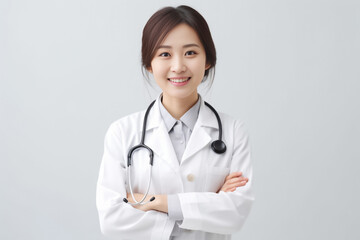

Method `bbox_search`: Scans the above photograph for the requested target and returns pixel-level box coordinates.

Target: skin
[148,23,210,120]
[129,24,248,212]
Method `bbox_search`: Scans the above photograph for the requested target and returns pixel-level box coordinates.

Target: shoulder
[216,111,251,149]
[218,111,248,132]
[106,110,146,137]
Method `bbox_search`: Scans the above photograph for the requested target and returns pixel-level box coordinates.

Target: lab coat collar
[145,93,218,131]
[144,93,219,170]
[159,94,201,133]
[181,95,219,161]
[144,94,162,131]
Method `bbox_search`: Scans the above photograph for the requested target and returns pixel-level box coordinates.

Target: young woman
[96,5,254,240]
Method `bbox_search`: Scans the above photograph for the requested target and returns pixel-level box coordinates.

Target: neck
[161,92,199,120]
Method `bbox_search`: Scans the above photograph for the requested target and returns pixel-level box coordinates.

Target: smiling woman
[149,24,210,118]
[96,5,253,240]
[141,6,216,78]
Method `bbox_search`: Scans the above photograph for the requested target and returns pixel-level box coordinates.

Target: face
[148,23,210,102]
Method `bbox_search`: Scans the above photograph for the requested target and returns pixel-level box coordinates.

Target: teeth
[169,78,189,83]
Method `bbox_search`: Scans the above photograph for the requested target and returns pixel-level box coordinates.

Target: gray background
[1,0,359,239]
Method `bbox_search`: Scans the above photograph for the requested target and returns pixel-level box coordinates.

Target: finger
[225,172,242,180]
[222,187,237,193]
[225,172,243,181]
[221,178,248,192]
[226,180,248,189]
[226,176,248,184]
[237,180,248,187]
[227,172,243,180]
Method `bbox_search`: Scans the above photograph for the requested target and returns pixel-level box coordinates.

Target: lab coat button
[187,174,195,182]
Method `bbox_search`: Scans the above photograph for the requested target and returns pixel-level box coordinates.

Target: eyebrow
[157,43,201,49]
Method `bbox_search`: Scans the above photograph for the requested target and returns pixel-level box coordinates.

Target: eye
[159,52,171,57]
[185,50,197,56]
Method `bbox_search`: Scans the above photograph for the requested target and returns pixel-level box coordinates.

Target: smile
[168,77,191,83]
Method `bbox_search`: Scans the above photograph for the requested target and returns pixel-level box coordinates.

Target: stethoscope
[123,99,226,205]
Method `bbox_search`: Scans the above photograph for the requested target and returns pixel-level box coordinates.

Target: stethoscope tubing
[127,162,154,205]
[123,98,226,205]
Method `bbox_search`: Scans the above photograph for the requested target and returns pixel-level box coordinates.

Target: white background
[1,0,359,239]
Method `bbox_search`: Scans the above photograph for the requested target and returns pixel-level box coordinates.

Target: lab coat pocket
[204,166,230,193]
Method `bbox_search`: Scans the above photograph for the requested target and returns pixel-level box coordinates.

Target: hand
[126,193,168,213]
[218,171,248,193]
[126,193,152,211]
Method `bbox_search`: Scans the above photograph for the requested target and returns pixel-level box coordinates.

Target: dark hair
[141,5,216,84]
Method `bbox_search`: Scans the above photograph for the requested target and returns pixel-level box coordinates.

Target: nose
[170,56,186,73]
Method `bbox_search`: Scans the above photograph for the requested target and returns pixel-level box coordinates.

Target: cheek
[151,61,168,77]
[191,59,207,75]
[151,64,168,86]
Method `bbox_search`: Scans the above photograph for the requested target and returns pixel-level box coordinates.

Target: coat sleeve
[177,119,254,234]
[96,122,173,239]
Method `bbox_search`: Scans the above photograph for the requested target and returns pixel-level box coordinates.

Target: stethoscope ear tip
[123,198,128,203]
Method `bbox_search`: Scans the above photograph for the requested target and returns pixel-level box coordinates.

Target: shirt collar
[159,94,201,132]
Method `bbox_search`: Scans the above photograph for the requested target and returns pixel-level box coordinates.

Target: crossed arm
[126,171,249,213]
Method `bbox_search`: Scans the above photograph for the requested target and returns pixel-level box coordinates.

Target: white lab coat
[96,95,254,240]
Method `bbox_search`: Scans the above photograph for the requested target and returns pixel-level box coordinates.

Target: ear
[205,63,211,70]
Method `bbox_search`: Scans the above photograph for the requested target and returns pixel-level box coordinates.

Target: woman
[96,5,254,240]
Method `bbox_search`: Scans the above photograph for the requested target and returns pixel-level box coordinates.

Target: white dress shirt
[159,94,201,237]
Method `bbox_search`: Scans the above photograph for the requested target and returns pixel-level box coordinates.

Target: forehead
[160,23,203,46]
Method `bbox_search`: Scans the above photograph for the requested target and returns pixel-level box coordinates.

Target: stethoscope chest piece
[124,98,227,205]
[211,140,227,154]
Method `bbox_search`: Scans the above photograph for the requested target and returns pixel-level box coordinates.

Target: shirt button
[187,174,195,182]
[180,140,184,144]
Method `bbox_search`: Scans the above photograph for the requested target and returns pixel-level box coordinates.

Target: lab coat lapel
[181,99,218,162]
[144,95,179,172]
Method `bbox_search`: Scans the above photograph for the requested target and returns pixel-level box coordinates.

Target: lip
[168,77,191,86]
[168,77,190,80]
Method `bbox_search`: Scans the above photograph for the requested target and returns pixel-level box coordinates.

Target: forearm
[97,185,170,239]
[177,188,254,234]
[128,171,247,215]
[129,188,253,234]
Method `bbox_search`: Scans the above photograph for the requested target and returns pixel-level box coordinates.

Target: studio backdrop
[1,0,359,239]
